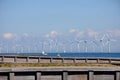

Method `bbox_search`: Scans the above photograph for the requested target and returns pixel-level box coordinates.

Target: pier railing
[0,55,120,64]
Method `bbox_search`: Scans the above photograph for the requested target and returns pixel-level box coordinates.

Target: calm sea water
[0,52,120,58]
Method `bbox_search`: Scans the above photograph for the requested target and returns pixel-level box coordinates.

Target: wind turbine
[100,35,106,52]
[84,40,88,52]
[41,42,45,54]
[68,40,74,52]
[54,39,60,53]
[48,39,53,52]
[59,41,67,53]
[91,40,98,52]
[105,34,116,53]
[75,39,83,52]
[41,41,47,55]
[95,34,106,52]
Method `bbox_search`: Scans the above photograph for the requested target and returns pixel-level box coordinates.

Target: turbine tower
[105,34,116,53]
[91,41,95,52]
[75,39,83,52]
[41,42,45,53]
[68,40,74,52]
[84,40,87,52]
[54,39,59,52]
[48,39,53,52]
[60,41,66,53]
[98,35,106,52]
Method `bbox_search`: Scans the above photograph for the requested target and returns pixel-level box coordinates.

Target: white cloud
[87,29,97,37]
[69,29,77,33]
[3,33,14,39]
[51,31,58,36]
[72,29,98,38]
[45,30,60,38]
[107,29,120,37]
[76,31,84,38]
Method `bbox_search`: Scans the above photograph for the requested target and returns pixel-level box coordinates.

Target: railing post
[9,72,14,80]
[26,56,29,63]
[50,58,52,63]
[88,71,94,80]
[85,58,88,63]
[116,71,120,80]
[62,71,68,80]
[97,58,99,63]
[62,58,64,63]
[73,58,76,63]
[14,56,17,63]
[109,59,111,63]
[38,57,41,63]
[2,56,4,62]
[36,72,41,80]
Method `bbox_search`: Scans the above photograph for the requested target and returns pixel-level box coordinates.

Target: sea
[0,52,120,59]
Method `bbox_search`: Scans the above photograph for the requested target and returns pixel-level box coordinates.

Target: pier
[0,67,120,80]
[0,55,120,80]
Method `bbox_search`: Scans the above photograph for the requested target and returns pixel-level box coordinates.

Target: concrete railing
[0,67,120,80]
[0,55,120,64]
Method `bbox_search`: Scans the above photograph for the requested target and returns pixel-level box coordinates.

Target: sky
[0,0,120,52]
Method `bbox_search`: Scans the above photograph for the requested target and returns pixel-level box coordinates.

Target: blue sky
[0,0,120,52]
[0,0,120,34]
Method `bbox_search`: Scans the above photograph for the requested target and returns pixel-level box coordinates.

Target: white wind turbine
[54,39,59,52]
[41,41,47,55]
[68,40,74,52]
[96,34,106,52]
[91,40,98,52]
[59,41,67,53]
[75,39,83,52]
[105,34,116,53]
[41,42,45,53]
[48,39,53,52]
[84,40,88,52]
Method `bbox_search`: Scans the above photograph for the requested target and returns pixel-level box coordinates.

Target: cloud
[3,33,14,39]
[87,29,97,37]
[76,29,98,38]
[107,29,120,37]
[69,29,77,33]
[76,31,84,38]
[45,31,60,38]
[51,31,58,36]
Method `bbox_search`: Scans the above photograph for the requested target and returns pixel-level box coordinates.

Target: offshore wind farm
[0,33,117,53]
[0,31,120,58]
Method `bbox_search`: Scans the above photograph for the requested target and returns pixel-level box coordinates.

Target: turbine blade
[101,34,106,40]
[105,41,109,46]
